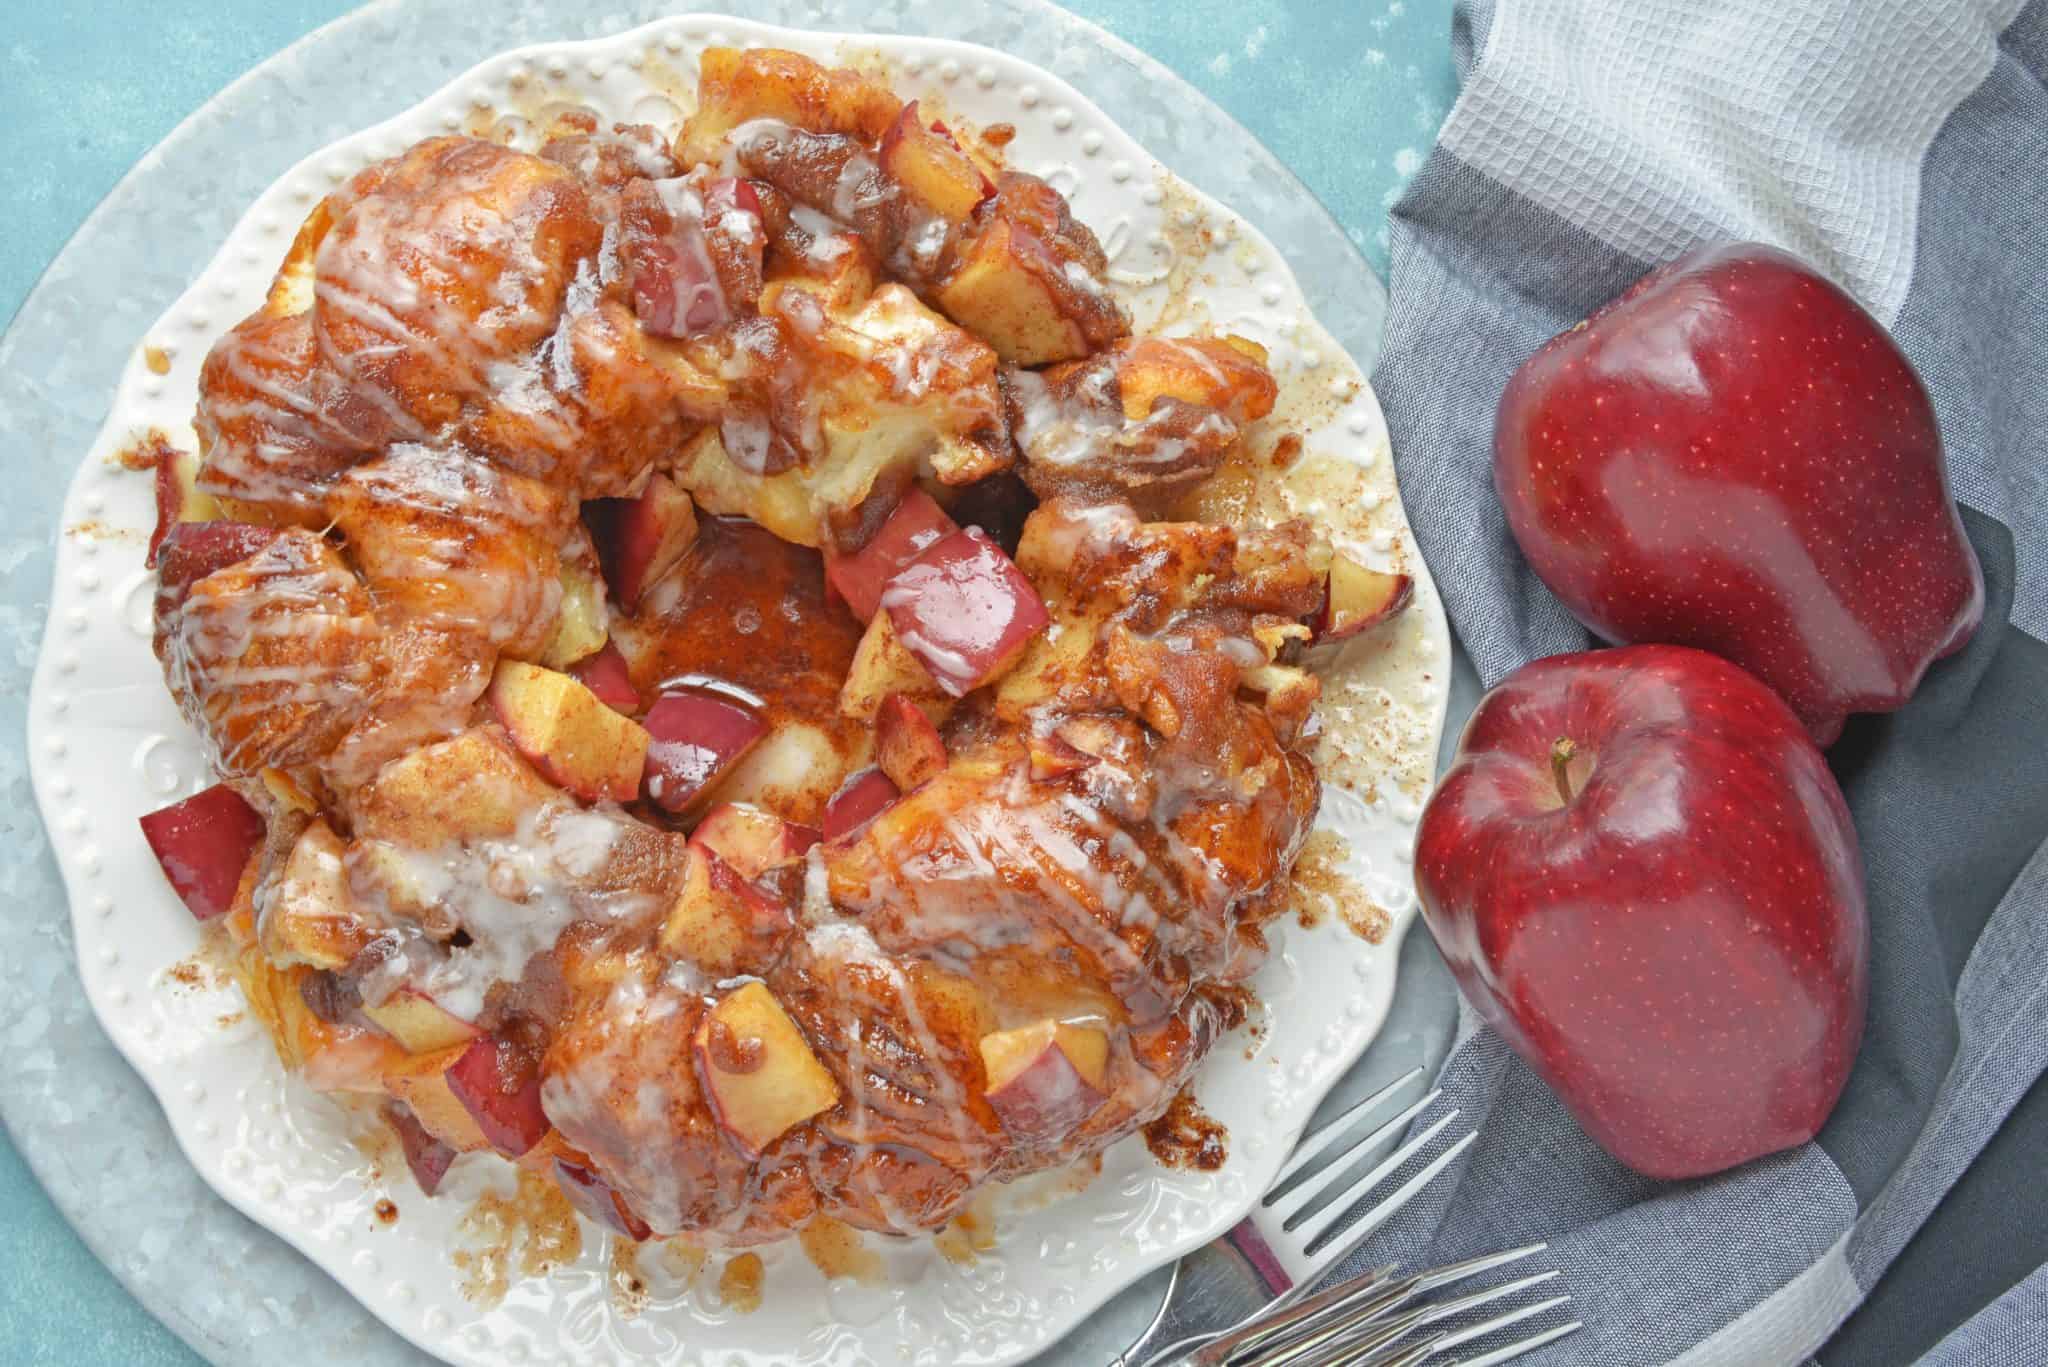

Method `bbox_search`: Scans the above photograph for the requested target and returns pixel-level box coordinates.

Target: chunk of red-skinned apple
[153,521,282,610]
[1314,554,1413,644]
[148,445,220,568]
[444,1033,551,1158]
[690,802,821,879]
[979,1020,1110,1140]
[824,487,958,623]
[875,693,947,792]
[822,766,900,843]
[584,472,699,611]
[488,660,651,803]
[642,689,767,815]
[139,783,265,921]
[658,844,793,975]
[385,1100,459,1196]
[694,982,840,1159]
[839,609,948,722]
[1027,730,1099,783]
[554,1158,654,1241]
[878,101,995,224]
[364,988,480,1056]
[569,640,641,714]
[881,528,1050,696]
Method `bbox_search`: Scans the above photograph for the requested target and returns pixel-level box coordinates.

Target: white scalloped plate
[26,15,1449,1367]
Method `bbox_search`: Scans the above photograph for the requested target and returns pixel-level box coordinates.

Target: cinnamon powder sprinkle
[717,1252,765,1314]
[1143,1089,1229,1171]
[1289,830,1390,942]
[452,1170,583,1308]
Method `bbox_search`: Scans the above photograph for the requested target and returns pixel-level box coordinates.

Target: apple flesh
[153,521,282,611]
[824,487,958,623]
[874,693,947,791]
[385,1101,458,1196]
[585,471,699,611]
[880,528,1050,696]
[364,989,479,1056]
[821,767,900,842]
[1315,554,1413,644]
[537,557,609,670]
[1414,643,1867,1179]
[569,641,640,714]
[979,1020,1110,1140]
[1495,241,1983,745]
[878,101,995,224]
[444,1032,552,1159]
[139,783,266,922]
[382,1047,491,1153]
[487,660,651,803]
[658,844,793,976]
[554,1158,654,1241]
[693,981,840,1159]
[689,802,820,879]
[148,445,220,567]
[641,689,767,814]
[839,609,946,721]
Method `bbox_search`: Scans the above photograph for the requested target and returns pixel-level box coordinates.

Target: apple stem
[1550,738,1579,805]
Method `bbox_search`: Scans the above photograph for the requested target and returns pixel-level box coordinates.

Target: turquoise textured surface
[0,2,1456,1361]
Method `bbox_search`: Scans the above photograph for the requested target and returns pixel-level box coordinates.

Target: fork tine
[1289,1110,1462,1243]
[1429,1294,1573,1355]
[1443,1315,1582,1367]
[1270,1068,1426,1194]
[1267,1090,1444,1223]
[1273,1131,1480,1311]
[1256,1267,1564,1367]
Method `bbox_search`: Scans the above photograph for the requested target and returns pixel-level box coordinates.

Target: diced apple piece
[1027,731,1099,782]
[148,445,220,567]
[706,721,847,827]
[585,472,699,611]
[444,1033,551,1158]
[538,557,609,669]
[554,1158,654,1241]
[385,1101,459,1196]
[1112,335,1279,424]
[881,528,1050,696]
[139,783,265,922]
[353,728,557,847]
[383,1048,491,1153]
[690,803,820,879]
[824,488,959,623]
[678,47,902,168]
[935,220,1093,366]
[569,640,640,714]
[365,988,480,1056]
[875,694,946,791]
[821,767,900,843]
[979,1020,1110,1140]
[879,101,995,224]
[659,845,792,976]
[153,521,282,611]
[1315,555,1414,643]
[488,660,650,803]
[642,689,766,815]
[259,818,375,970]
[839,608,947,722]
[693,982,839,1159]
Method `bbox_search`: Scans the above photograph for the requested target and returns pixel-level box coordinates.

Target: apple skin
[1413,644,1867,1179]
[1494,242,1983,745]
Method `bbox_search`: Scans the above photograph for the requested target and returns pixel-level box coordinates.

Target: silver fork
[1111,1067,1476,1367]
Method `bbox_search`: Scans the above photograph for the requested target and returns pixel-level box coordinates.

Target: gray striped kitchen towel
[1352,1,2048,1362]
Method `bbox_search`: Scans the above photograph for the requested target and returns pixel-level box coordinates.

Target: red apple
[488,660,650,803]
[979,1020,1110,1141]
[641,689,767,814]
[690,802,821,878]
[584,472,699,611]
[693,982,839,1158]
[569,641,641,714]
[553,1158,653,1241]
[444,1033,551,1158]
[1314,555,1413,644]
[364,988,479,1056]
[659,844,792,975]
[1413,644,1867,1179]
[821,767,899,842]
[824,488,958,622]
[874,693,947,791]
[880,527,1049,695]
[139,783,265,921]
[1495,242,1983,745]
[385,1101,458,1196]
[148,446,219,567]
[878,101,996,224]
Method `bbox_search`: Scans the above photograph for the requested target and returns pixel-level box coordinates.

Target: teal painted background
[0,2,1457,1359]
